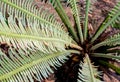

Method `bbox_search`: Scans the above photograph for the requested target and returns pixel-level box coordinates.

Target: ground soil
[34,0,120,82]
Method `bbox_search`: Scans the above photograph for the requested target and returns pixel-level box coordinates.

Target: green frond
[77,54,102,82]
[98,60,120,75]
[0,48,79,81]
[91,2,120,42]
[84,0,90,40]
[49,0,79,42]
[0,12,73,52]
[92,53,120,61]
[0,0,63,31]
[91,33,120,50]
[68,0,83,43]
[109,2,120,28]
[0,0,73,48]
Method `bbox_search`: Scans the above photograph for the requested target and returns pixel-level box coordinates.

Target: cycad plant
[0,0,120,82]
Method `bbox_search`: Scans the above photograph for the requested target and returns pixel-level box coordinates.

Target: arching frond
[77,54,102,82]
[0,48,79,81]
[92,53,120,62]
[98,60,120,75]
[0,0,63,31]
[109,2,120,28]
[68,0,83,43]
[91,33,120,50]
[0,0,79,53]
[91,2,120,42]
[0,12,73,52]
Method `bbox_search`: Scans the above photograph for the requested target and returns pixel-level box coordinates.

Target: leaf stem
[70,43,83,51]
[84,0,90,40]
[91,53,120,60]
[0,30,82,50]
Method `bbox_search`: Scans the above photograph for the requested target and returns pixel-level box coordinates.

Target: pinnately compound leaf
[77,54,102,82]
[0,0,80,81]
